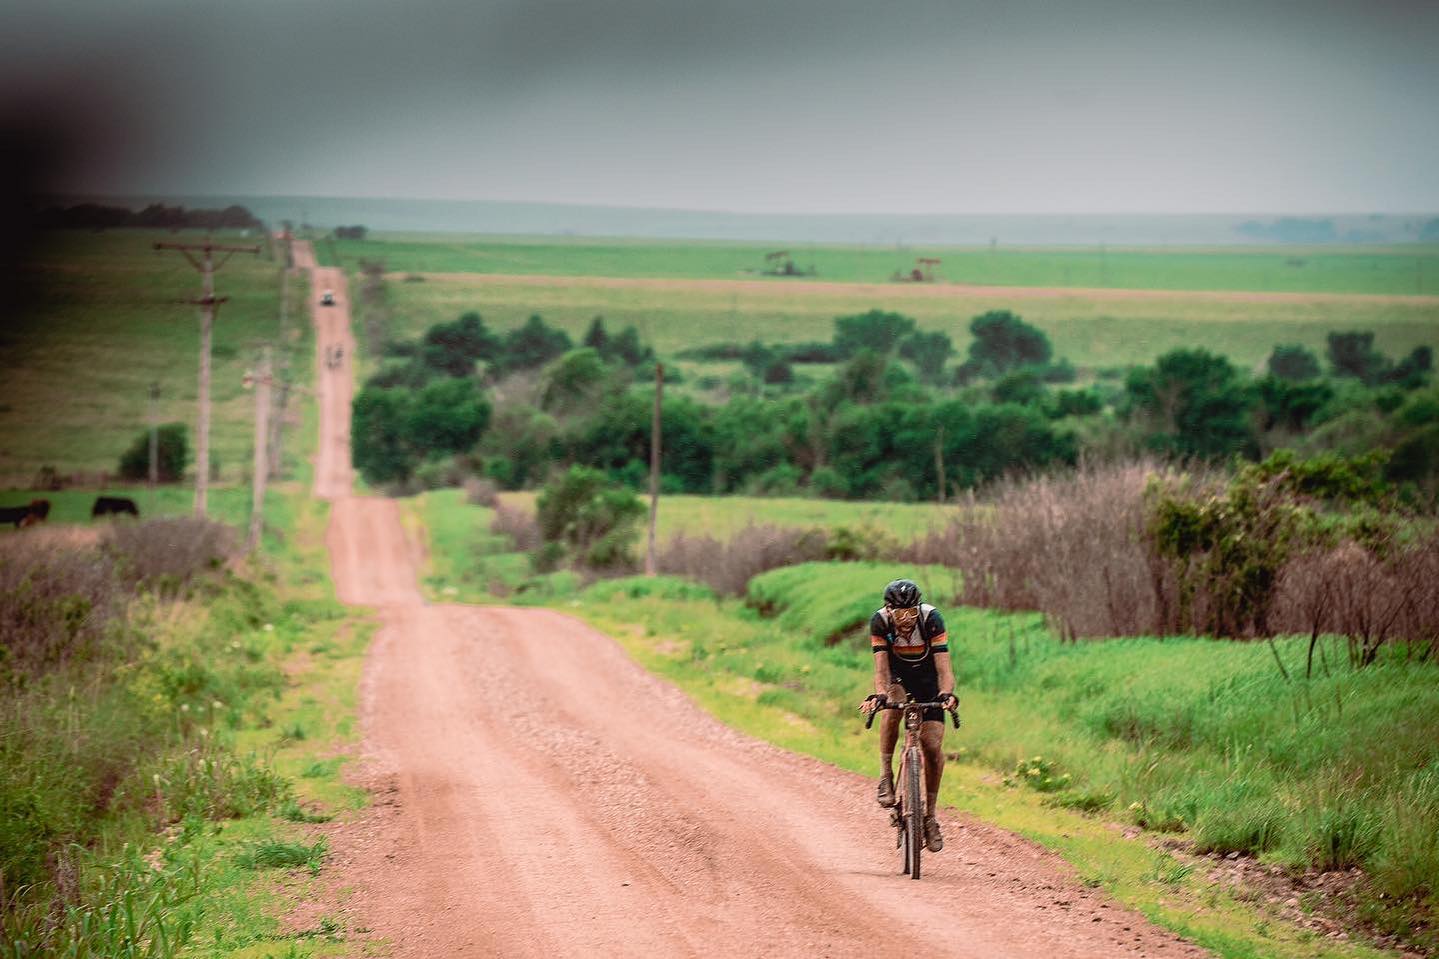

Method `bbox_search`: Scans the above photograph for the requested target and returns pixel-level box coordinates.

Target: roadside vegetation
[560,565,1435,958]
[0,495,366,957]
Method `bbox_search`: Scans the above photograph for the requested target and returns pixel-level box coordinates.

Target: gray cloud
[3,0,1436,211]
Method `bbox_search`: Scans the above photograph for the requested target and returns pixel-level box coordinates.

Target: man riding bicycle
[858,578,957,853]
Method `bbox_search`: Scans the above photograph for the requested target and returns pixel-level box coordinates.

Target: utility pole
[148,382,160,514]
[154,239,260,516]
[148,382,160,488]
[645,362,663,576]
[246,347,272,552]
[934,423,946,504]
[268,264,291,480]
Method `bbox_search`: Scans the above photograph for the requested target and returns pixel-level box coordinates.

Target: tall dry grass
[906,459,1439,654]
[906,460,1210,639]
[658,524,829,596]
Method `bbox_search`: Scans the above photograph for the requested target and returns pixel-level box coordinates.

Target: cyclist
[858,578,957,853]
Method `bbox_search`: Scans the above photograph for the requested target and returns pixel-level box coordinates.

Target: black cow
[1,499,50,528]
[92,496,140,519]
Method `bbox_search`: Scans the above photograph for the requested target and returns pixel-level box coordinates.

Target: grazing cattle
[91,496,140,519]
[1,499,50,528]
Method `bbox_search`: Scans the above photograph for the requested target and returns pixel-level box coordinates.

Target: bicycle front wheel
[905,745,923,879]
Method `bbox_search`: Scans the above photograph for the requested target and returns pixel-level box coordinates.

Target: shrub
[463,476,500,507]
[658,524,828,596]
[116,422,190,482]
[103,517,235,592]
[0,530,122,676]
[536,466,645,570]
[491,502,541,552]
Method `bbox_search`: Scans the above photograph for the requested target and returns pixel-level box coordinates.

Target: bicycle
[864,695,960,880]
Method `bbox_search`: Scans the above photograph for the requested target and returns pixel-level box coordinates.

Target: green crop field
[1,230,306,484]
[321,232,1439,295]
[366,270,1438,374]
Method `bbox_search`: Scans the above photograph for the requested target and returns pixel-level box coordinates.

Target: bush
[117,422,190,482]
[104,517,235,592]
[0,530,122,677]
[658,524,828,596]
[536,466,645,570]
[491,502,541,552]
[464,476,500,507]
[1268,344,1322,381]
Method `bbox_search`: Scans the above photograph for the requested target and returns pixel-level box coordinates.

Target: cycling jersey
[869,604,948,663]
[870,604,949,722]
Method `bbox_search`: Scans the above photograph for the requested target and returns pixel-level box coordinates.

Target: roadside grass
[321,234,1439,295]
[1,229,309,483]
[369,271,1439,374]
[0,490,374,959]
[558,563,1434,959]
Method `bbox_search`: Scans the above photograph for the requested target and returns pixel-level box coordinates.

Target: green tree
[1327,331,1389,385]
[832,310,918,359]
[965,310,1052,377]
[352,387,416,485]
[405,378,491,454]
[1267,344,1322,382]
[536,466,645,569]
[540,348,612,415]
[421,312,501,377]
[1125,349,1256,460]
[582,316,609,353]
[992,370,1044,407]
[117,422,190,482]
[497,315,572,373]
[898,329,954,383]
[605,325,654,367]
[565,392,715,493]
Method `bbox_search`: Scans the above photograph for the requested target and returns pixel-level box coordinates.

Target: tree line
[352,303,1437,505]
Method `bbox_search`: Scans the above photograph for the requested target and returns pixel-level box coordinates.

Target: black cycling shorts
[888,657,945,723]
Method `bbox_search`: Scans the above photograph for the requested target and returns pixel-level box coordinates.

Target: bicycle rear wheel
[904,745,923,879]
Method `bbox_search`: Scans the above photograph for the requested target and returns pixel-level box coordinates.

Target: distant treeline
[33,202,263,231]
[1238,215,1439,244]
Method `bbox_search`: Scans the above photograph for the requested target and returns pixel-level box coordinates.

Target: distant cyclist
[858,578,957,852]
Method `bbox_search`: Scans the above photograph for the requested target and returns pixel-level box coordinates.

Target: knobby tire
[905,745,923,879]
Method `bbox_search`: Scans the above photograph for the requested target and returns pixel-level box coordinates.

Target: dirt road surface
[303,246,1210,957]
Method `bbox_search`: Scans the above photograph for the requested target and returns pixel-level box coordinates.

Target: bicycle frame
[865,696,959,880]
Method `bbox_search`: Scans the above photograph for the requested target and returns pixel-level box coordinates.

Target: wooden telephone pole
[645,363,663,576]
[154,239,259,516]
[247,347,272,551]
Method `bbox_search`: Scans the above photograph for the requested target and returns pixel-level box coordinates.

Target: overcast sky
[3,0,1437,214]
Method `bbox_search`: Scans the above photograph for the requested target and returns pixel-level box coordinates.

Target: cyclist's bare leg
[920,720,945,815]
[878,709,899,779]
[878,681,905,779]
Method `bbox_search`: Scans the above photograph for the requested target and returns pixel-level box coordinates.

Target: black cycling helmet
[883,578,921,608]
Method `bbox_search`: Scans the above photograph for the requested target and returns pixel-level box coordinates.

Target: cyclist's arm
[870,633,890,697]
[934,649,956,705]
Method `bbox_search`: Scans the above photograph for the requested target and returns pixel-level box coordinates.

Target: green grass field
[563,564,1436,959]
[366,270,1439,374]
[2,230,307,483]
[321,233,1439,295]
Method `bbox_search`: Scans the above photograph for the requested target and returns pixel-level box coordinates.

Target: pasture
[1,230,306,483]
[363,268,1438,374]
[322,233,1439,295]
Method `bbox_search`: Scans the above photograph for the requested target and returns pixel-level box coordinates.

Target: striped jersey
[869,604,948,663]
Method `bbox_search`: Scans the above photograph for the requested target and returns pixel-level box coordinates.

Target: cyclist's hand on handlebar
[940,692,959,711]
[859,694,887,715]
